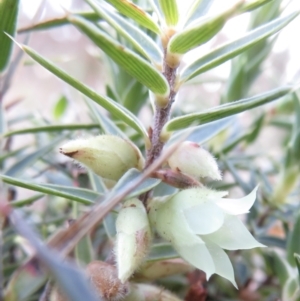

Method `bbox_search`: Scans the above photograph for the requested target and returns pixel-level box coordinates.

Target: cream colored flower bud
[115,198,152,283]
[60,135,144,181]
[86,261,130,301]
[167,141,222,180]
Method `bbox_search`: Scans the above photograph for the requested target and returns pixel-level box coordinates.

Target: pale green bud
[167,141,222,180]
[60,135,144,181]
[115,198,152,283]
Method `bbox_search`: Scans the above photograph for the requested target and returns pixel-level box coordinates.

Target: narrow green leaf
[271,251,290,288]
[184,0,214,27]
[295,253,300,284]
[0,175,100,205]
[84,98,126,138]
[122,80,148,114]
[0,0,20,72]
[0,145,29,164]
[11,193,44,207]
[290,92,300,161]
[224,159,252,194]
[104,0,160,34]
[168,116,234,145]
[3,123,100,138]
[18,11,100,33]
[53,95,68,120]
[0,101,5,135]
[21,45,148,139]
[73,202,94,265]
[158,0,179,26]
[240,0,274,13]
[5,135,66,177]
[86,0,163,64]
[75,234,94,265]
[111,168,161,200]
[88,171,116,238]
[180,12,300,82]
[282,276,300,301]
[9,211,100,301]
[88,170,107,194]
[164,86,292,131]
[256,236,286,249]
[69,16,169,97]
[168,0,243,54]
[4,260,47,301]
[147,243,178,262]
[287,212,300,266]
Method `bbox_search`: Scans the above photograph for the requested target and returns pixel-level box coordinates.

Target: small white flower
[167,141,222,181]
[149,186,264,288]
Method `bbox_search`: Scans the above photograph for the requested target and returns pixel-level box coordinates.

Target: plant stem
[145,53,178,168]
[140,51,178,205]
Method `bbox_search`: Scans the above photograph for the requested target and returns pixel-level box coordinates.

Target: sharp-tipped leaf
[295,253,300,284]
[158,0,179,26]
[270,251,291,288]
[9,211,100,301]
[168,116,234,145]
[123,80,148,114]
[21,45,148,139]
[5,135,66,177]
[184,0,214,27]
[18,11,100,33]
[111,168,161,199]
[85,98,126,138]
[147,243,178,262]
[69,16,168,97]
[164,86,292,131]
[287,212,300,266]
[53,95,68,120]
[181,12,300,82]
[0,175,101,205]
[168,0,243,54]
[86,0,162,64]
[104,0,160,34]
[4,260,47,301]
[88,171,116,238]
[3,124,100,138]
[0,145,29,164]
[240,0,274,13]
[0,0,20,72]
[11,193,44,207]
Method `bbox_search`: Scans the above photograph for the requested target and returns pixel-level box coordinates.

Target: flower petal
[154,202,205,246]
[204,215,265,250]
[204,240,237,288]
[184,202,225,235]
[174,242,215,279]
[214,186,258,215]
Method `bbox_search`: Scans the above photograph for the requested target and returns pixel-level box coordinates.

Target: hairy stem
[140,51,178,205]
[145,54,178,167]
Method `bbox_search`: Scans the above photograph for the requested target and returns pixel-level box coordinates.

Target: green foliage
[0,0,20,72]
[1,0,300,300]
